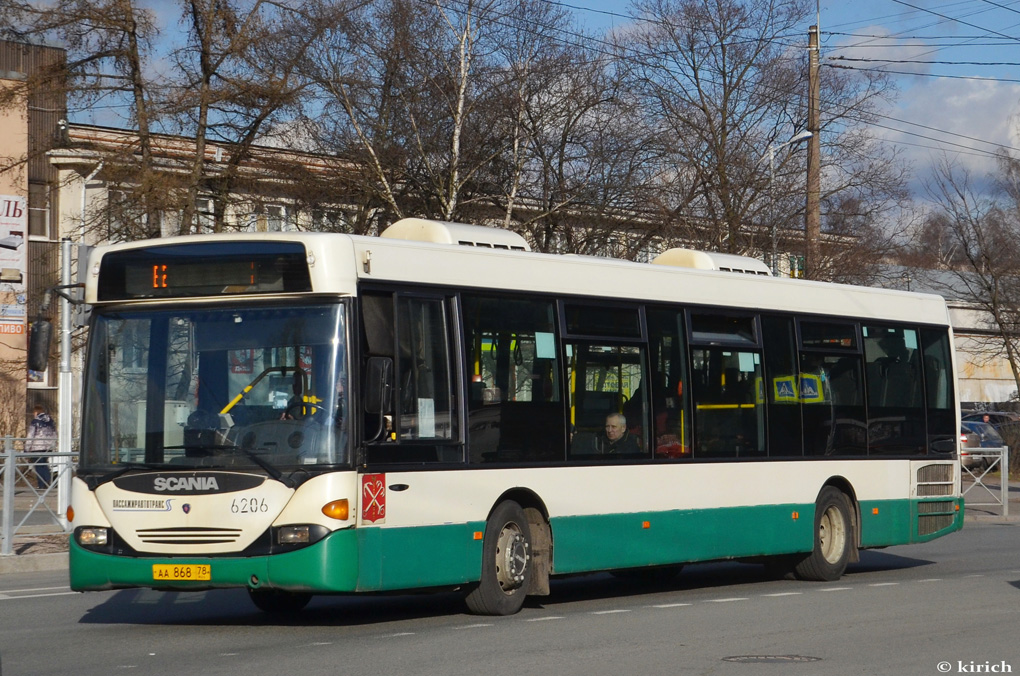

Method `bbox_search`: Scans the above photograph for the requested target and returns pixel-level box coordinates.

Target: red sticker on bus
[361,473,386,524]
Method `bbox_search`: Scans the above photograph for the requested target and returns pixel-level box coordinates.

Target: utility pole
[805,24,821,280]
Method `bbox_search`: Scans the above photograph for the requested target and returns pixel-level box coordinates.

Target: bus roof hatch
[651,248,772,276]
[380,218,531,251]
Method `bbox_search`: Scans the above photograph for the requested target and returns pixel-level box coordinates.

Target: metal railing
[0,437,76,556]
[961,446,1010,516]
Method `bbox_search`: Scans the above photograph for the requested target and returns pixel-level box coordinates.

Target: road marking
[0,591,77,600]
[525,616,564,622]
[918,578,943,582]
[963,574,985,578]
[383,632,415,637]
[706,597,748,603]
[818,587,852,592]
[650,603,692,608]
[456,623,493,629]
[868,582,900,587]
[0,586,69,594]
[219,653,240,656]
[592,609,631,615]
[762,592,802,597]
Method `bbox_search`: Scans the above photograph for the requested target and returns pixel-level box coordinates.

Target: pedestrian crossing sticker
[774,376,797,402]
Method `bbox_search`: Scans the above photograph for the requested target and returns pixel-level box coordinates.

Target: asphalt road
[1,521,1018,676]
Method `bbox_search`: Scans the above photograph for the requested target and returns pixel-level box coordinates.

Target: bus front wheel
[464,500,532,616]
[248,588,312,614]
[795,486,853,582]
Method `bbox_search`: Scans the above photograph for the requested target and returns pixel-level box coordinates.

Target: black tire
[248,588,312,614]
[794,486,853,582]
[464,500,532,616]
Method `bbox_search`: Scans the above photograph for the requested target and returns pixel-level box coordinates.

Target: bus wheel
[795,487,853,582]
[248,588,312,614]
[464,500,532,616]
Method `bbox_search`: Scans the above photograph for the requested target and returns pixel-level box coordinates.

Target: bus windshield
[80,303,349,473]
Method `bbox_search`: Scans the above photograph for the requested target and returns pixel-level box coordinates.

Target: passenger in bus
[596,413,642,455]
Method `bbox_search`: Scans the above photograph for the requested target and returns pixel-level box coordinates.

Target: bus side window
[761,315,802,457]
[864,325,925,456]
[566,342,648,460]
[645,308,691,460]
[463,295,563,464]
[799,320,867,457]
[688,312,764,459]
[361,292,461,463]
[921,328,956,455]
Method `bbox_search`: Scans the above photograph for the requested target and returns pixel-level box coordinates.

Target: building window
[267,205,287,232]
[196,198,216,233]
[28,183,50,239]
[311,209,347,232]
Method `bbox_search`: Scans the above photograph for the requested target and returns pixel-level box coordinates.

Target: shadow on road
[76,551,936,627]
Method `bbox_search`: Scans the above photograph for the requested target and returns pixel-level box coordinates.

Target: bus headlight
[77,528,108,546]
[277,525,310,544]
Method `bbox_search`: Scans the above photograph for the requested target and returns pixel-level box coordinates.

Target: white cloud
[880,76,1020,183]
[827,25,935,76]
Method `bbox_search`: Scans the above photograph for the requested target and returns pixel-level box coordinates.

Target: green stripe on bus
[549,503,815,574]
[69,497,963,593]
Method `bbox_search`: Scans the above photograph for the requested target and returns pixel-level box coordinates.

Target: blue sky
[568,0,1020,185]
[76,0,1020,192]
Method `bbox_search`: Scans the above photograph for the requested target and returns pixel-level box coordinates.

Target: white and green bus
[68,219,963,615]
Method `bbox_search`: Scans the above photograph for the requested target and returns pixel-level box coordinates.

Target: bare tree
[620,0,909,274]
[479,1,659,255]
[920,156,1020,405]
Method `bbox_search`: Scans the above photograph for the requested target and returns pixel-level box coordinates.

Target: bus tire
[248,588,312,614]
[464,500,532,616]
[795,486,853,582]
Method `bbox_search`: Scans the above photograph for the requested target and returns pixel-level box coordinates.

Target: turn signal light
[66,506,74,523]
[322,499,349,520]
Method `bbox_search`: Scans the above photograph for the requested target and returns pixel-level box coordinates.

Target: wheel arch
[488,488,552,596]
[818,476,860,563]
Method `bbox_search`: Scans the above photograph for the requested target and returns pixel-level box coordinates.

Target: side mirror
[28,320,53,372]
[364,357,393,415]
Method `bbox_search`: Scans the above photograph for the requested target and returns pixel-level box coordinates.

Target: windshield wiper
[90,461,166,488]
[163,444,294,487]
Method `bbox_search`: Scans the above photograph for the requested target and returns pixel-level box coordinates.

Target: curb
[0,552,67,575]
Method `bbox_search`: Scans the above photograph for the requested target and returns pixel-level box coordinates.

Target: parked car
[962,420,1005,448]
[962,410,1020,428]
[959,424,982,470]
[960,421,1003,470]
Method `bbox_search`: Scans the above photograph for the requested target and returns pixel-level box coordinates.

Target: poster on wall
[0,195,26,326]
[0,195,28,379]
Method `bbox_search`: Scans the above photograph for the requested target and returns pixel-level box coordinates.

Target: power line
[830,56,1020,66]
[888,0,1020,42]
[828,61,1020,83]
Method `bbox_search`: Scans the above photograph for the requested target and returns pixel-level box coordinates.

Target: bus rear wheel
[795,486,853,581]
[464,500,532,616]
[248,588,312,614]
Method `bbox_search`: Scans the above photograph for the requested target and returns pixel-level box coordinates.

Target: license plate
[152,564,211,581]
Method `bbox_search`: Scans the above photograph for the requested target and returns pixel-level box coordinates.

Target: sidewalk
[0,487,69,575]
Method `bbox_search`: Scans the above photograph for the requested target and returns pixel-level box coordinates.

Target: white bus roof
[85,222,950,327]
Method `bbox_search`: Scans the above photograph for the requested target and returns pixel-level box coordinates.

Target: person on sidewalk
[26,405,56,489]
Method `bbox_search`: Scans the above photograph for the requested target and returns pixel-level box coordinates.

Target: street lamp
[766,130,812,276]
